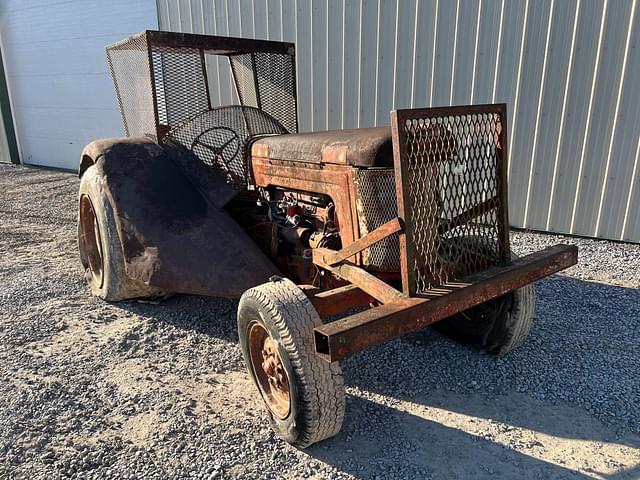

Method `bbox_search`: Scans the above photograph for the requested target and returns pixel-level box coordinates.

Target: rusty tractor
[77,31,577,448]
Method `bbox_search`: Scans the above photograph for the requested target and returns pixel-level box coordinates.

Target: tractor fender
[78,137,279,298]
[79,136,157,178]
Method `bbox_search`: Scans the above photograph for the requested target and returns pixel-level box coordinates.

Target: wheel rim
[248,322,291,419]
[79,194,104,287]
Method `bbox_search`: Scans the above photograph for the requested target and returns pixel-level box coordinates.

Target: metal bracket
[322,217,403,266]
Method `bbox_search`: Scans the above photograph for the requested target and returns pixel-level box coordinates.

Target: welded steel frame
[108,30,298,143]
[391,103,511,297]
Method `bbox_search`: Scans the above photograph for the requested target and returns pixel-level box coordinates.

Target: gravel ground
[1,164,639,480]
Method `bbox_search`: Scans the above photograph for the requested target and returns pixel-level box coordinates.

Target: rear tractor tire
[237,277,345,448]
[78,165,165,301]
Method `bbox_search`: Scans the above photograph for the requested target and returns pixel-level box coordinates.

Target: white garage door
[0,0,157,170]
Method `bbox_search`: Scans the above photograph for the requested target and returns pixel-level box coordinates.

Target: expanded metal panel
[105,30,298,184]
[106,33,155,138]
[230,52,298,134]
[392,105,509,296]
[157,0,640,242]
[354,169,400,272]
[230,54,259,108]
[152,47,210,130]
[253,52,298,134]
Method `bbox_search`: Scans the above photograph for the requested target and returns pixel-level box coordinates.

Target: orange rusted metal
[305,284,375,318]
[312,248,403,304]
[314,244,578,362]
[251,157,362,262]
[248,322,291,419]
[322,217,403,266]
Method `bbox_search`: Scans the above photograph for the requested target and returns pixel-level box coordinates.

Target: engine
[256,187,342,286]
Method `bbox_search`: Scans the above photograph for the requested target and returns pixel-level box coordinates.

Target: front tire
[434,283,535,356]
[78,165,165,301]
[433,236,536,356]
[237,277,345,448]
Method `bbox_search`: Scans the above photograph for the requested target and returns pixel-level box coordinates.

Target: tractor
[77,31,577,447]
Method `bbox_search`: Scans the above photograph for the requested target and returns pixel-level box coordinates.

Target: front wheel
[237,277,345,448]
[434,284,535,356]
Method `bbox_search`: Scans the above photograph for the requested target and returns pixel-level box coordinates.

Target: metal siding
[525,0,579,230]
[157,0,640,243]
[509,0,552,228]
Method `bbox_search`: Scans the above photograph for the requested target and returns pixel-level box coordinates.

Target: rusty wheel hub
[248,322,290,419]
[79,195,104,287]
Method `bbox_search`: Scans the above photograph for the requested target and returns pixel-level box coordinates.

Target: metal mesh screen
[230,54,259,108]
[168,106,287,185]
[230,52,298,134]
[355,169,400,272]
[151,47,210,131]
[392,105,509,295]
[253,52,297,134]
[106,33,155,138]
[107,31,298,145]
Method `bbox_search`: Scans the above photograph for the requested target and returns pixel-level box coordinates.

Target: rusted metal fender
[79,137,280,298]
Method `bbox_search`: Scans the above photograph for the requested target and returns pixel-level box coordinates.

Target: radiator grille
[354,169,400,272]
[392,105,509,295]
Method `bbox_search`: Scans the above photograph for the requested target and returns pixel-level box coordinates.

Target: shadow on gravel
[306,275,639,479]
[308,396,608,480]
[116,294,241,342]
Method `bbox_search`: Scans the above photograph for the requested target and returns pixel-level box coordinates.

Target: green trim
[0,45,19,164]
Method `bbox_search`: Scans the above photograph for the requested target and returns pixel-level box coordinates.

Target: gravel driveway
[1,164,639,480]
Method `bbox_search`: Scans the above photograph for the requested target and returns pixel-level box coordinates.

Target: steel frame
[313,243,577,362]
[250,102,577,363]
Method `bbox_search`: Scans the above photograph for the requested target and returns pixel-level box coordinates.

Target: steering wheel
[191,127,241,179]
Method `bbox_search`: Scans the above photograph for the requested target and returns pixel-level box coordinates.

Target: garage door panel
[15,108,123,145]
[1,0,156,45]
[6,37,124,76]
[9,74,117,111]
[18,136,96,170]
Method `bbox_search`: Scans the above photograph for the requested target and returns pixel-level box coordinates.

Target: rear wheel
[78,165,165,301]
[237,277,345,448]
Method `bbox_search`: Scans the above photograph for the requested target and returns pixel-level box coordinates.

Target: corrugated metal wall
[157,0,640,243]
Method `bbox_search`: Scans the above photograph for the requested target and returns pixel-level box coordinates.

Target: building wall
[0,0,158,170]
[157,0,640,243]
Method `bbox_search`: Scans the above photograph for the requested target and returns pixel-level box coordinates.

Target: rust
[251,158,362,262]
[313,249,403,304]
[322,217,403,266]
[305,284,375,318]
[248,322,291,419]
[391,104,511,295]
[252,127,393,167]
[78,194,104,287]
[438,197,499,235]
[314,244,578,362]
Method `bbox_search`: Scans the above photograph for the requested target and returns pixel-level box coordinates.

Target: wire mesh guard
[106,31,298,185]
[393,106,509,295]
[355,169,400,272]
[106,33,156,140]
